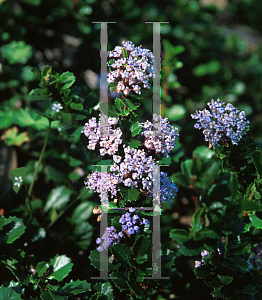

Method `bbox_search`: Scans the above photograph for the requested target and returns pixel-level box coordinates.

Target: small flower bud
[93,206,101,214]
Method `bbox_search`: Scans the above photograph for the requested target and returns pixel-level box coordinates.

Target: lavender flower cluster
[108,41,156,96]
[141,113,179,158]
[83,112,179,202]
[82,114,122,156]
[96,207,148,252]
[85,142,178,203]
[191,99,250,148]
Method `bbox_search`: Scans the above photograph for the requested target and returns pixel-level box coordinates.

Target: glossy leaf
[44,186,72,212]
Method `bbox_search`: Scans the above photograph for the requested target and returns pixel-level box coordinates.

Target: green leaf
[0,286,22,300]
[96,159,113,172]
[193,60,221,76]
[231,240,251,255]
[130,122,142,137]
[127,280,145,299]
[218,275,233,285]
[61,279,91,295]
[0,216,26,244]
[133,236,151,259]
[89,249,121,272]
[122,47,128,59]
[121,98,139,111]
[169,228,190,244]
[111,243,132,269]
[119,187,140,202]
[249,214,262,229]
[0,109,15,129]
[195,228,220,241]
[41,66,52,82]
[28,88,49,100]
[30,67,41,80]
[10,167,27,194]
[69,103,83,111]
[49,255,73,281]
[128,140,141,149]
[165,104,186,121]
[40,291,52,300]
[110,272,129,291]
[241,200,262,212]
[193,146,215,160]
[191,206,204,235]
[72,221,93,250]
[44,186,72,212]
[60,72,76,90]
[93,282,113,299]
[222,256,249,273]
[14,109,59,130]
[252,151,262,176]
[1,127,30,147]
[1,41,32,64]
[100,103,120,117]
[70,202,93,225]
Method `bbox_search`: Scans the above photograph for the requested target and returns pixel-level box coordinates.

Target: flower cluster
[191,99,250,148]
[96,208,148,252]
[141,114,179,157]
[85,146,158,199]
[119,207,149,236]
[110,145,157,192]
[96,226,124,252]
[84,171,121,199]
[82,114,122,156]
[108,41,156,96]
[150,172,178,203]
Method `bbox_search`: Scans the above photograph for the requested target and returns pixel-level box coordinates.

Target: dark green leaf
[110,272,129,291]
[252,151,262,176]
[61,279,91,295]
[111,243,132,269]
[89,249,121,272]
[0,216,26,244]
[241,200,262,212]
[0,286,22,300]
[218,275,233,285]
[133,236,151,258]
[119,187,140,202]
[10,167,27,194]
[28,88,49,100]
[169,228,190,244]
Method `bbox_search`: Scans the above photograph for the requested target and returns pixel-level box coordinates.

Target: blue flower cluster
[191,99,250,148]
[96,208,148,252]
[150,172,178,203]
[119,207,149,236]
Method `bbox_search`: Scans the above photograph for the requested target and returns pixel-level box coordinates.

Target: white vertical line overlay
[91,21,116,280]
[144,21,170,279]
